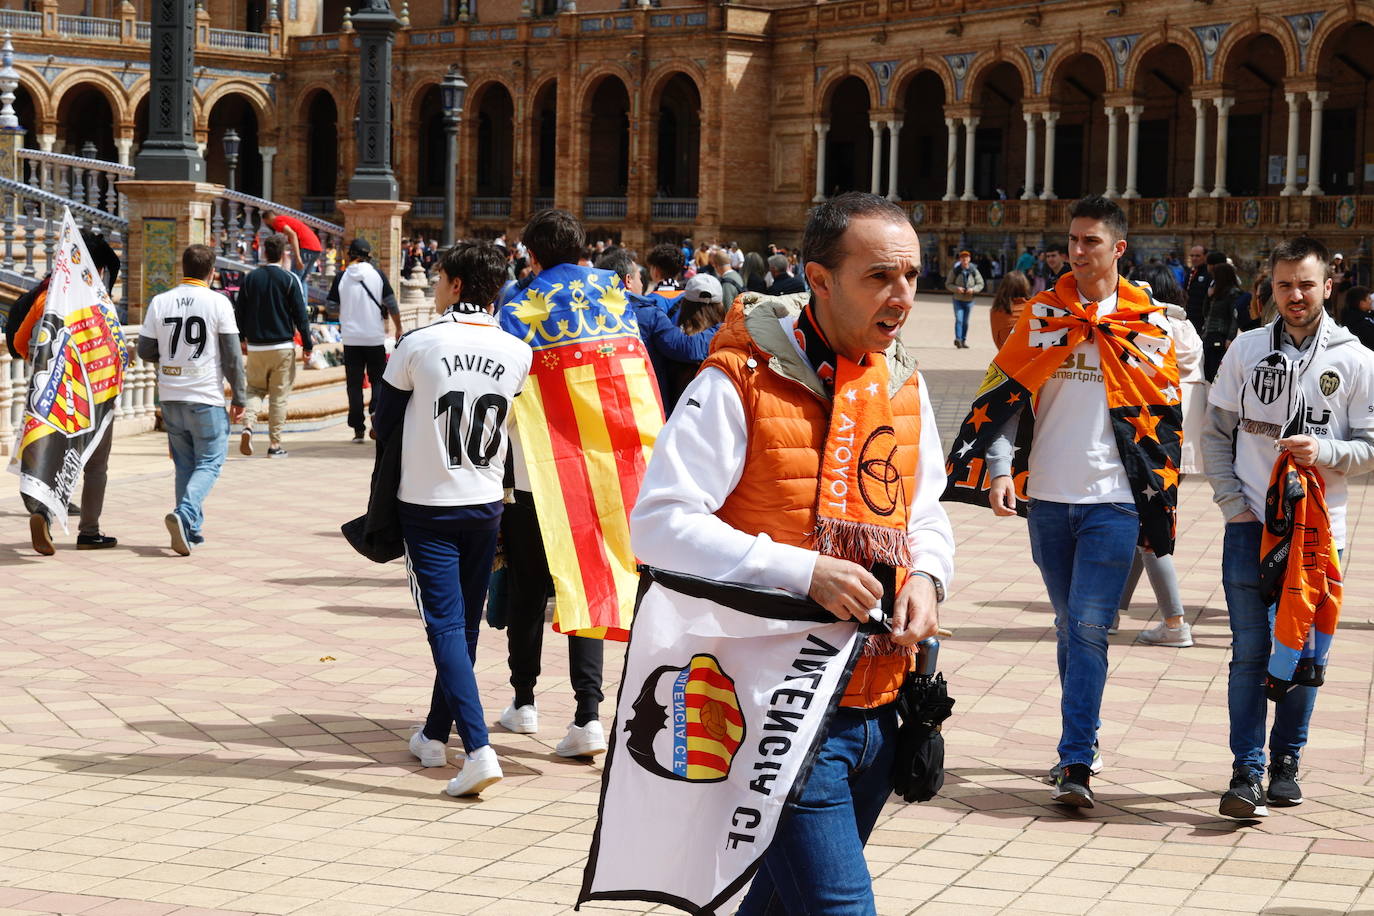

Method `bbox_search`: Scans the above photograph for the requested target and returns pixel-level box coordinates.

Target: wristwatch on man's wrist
[911,570,945,603]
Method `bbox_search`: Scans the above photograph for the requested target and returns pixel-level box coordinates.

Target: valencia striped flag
[500,263,664,640]
[12,209,128,532]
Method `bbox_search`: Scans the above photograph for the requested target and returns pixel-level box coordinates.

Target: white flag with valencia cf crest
[578,567,865,916]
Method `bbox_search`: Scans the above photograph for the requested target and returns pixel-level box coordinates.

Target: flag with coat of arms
[9,209,128,530]
[499,262,665,640]
[579,567,866,915]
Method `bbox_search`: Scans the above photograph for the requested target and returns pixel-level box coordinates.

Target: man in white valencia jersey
[371,241,533,798]
[136,245,246,556]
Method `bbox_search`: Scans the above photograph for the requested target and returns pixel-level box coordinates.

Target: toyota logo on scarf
[624,654,745,783]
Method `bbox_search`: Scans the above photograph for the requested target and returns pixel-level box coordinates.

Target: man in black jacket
[233,233,311,458]
[1184,245,1212,332]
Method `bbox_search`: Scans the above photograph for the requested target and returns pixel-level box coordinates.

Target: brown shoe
[239,428,254,456]
[29,512,54,556]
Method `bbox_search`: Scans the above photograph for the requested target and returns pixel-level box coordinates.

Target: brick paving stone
[1,297,1373,913]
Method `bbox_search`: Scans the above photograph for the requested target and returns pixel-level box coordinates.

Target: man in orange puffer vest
[631,192,954,914]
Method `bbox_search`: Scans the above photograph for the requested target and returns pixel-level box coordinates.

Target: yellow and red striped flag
[500,263,664,640]
[11,209,127,532]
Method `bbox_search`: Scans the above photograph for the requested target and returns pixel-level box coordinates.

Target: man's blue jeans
[401,518,499,753]
[294,247,321,282]
[951,298,973,343]
[1222,521,1326,777]
[161,401,229,544]
[1028,499,1139,768]
[738,705,896,916]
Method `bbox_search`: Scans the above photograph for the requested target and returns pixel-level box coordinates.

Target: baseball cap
[683,273,723,305]
[347,237,372,258]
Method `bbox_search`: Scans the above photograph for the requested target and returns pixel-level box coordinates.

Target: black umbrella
[892,639,956,803]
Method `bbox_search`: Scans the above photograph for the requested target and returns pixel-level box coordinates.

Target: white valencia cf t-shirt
[384,310,533,507]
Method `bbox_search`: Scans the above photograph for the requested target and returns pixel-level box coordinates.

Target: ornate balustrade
[650,198,698,222]
[471,197,512,219]
[57,15,121,40]
[0,10,41,33]
[19,149,132,221]
[583,197,627,220]
[208,28,271,54]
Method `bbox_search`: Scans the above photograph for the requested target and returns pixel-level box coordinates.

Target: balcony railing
[651,198,698,222]
[136,20,150,41]
[532,197,554,212]
[0,10,40,33]
[208,28,270,53]
[583,197,626,220]
[471,197,512,219]
[57,15,121,39]
[409,197,444,219]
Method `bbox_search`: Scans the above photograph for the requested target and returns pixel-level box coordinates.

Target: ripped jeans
[1028,499,1140,769]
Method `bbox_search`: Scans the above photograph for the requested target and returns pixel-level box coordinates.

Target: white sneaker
[1138,620,1194,647]
[499,703,538,734]
[445,746,502,796]
[555,720,607,758]
[408,727,448,767]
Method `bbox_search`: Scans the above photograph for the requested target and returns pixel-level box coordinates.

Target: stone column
[1123,104,1142,199]
[348,4,400,200]
[1040,111,1058,201]
[259,145,276,201]
[37,133,54,152]
[886,120,902,201]
[115,136,133,166]
[116,180,219,323]
[1281,91,1301,197]
[1103,107,1119,198]
[869,120,883,196]
[813,122,828,202]
[1210,96,1234,198]
[135,0,205,181]
[1304,90,1327,197]
[1021,112,1037,200]
[1189,98,1208,198]
[960,115,978,201]
[942,117,959,201]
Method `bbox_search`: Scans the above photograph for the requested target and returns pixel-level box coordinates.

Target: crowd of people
[8,191,1371,914]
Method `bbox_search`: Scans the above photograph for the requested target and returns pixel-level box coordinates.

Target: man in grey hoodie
[1203,235,1374,820]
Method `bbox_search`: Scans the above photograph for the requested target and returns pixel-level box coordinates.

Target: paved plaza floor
[2,297,1374,915]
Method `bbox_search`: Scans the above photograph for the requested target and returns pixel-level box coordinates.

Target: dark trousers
[402,518,499,753]
[343,344,388,434]
[1203,333,1229,382]
[500,489,604,723]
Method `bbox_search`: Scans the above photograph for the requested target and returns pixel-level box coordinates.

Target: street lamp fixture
[440,65,467,247]
[222,127,241,192]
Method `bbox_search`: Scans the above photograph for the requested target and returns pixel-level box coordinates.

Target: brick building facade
[6,0,1374,272]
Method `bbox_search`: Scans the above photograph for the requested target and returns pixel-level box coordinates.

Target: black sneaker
[1050,763,1094,808]
[1267,754,1304,807]
[1047,742,1103,785]
[76,534,117,550]
[1219,767,1269,819]
[267,447,288,458]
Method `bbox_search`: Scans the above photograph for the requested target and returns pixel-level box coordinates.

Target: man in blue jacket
[595,247,719,413]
